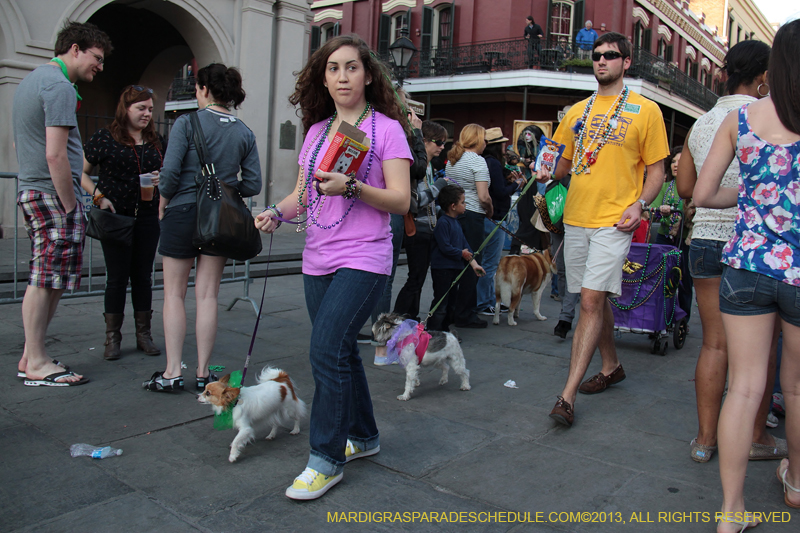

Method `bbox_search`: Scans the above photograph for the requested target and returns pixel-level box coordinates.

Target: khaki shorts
[564,224,632,298]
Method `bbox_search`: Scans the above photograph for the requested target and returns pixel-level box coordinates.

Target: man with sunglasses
[12,21,112,387]
[536,32,668,427]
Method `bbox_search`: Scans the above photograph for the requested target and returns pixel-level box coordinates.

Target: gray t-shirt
[13,64,83,197]
[159,109,262,207]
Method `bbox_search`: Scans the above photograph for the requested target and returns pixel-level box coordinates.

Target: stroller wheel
[651,337,667,356]
[673,318,688,349]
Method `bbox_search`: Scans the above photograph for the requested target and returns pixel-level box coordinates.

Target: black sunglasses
[427,139,445,147]
[129,85,154,94]
[592,51,624,62]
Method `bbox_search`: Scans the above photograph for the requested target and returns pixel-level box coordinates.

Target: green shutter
[572,0,584,43]
[378,14,391,55]
[422,7,433,51]
[310,26,320,55]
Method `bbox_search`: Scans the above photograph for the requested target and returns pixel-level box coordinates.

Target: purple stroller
[610,241,688,356]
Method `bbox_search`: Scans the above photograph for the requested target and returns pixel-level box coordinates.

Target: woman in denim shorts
[694,20,800,530]
[676,40,783,469]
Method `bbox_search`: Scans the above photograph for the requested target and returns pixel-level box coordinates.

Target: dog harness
[386,320,431,366]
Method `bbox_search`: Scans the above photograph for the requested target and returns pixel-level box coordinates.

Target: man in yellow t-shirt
[537,32,669,428]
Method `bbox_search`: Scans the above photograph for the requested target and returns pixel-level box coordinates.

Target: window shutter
[422,7,433,51]
[378,14,391,55]
[310,26,321,55]
[546,0,553,42]
[333,22,340,37]
[643,28,652,52]
[447,1,455,43]
[572,0,584,43]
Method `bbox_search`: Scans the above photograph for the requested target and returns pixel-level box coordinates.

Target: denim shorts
[689,239,726,279]
[719,266,800,327]
[158,203,217,259]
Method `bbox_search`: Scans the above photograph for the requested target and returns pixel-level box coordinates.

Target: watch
[637,199,648,210]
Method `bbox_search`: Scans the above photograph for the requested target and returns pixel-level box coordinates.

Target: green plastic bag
[213,370,243,430]
[545,182,567,224]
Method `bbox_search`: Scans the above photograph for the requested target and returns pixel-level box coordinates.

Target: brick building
[309,0,774,149]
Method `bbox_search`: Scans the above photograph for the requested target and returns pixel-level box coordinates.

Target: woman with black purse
[81,85,164,361]
[143,63,261,393]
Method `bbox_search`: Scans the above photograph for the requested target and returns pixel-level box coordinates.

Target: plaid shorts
[17,190,85,290]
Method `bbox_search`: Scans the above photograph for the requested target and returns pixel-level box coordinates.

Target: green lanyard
[50,57,82,102]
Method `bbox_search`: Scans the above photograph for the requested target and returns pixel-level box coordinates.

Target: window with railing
[549,2,574,42]
[656,38,673,62]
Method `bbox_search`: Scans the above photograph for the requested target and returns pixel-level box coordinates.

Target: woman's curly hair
[290,34,407,133]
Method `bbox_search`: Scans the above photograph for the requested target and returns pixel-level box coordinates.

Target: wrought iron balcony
[387,38,719,111]
[166,76,197,102]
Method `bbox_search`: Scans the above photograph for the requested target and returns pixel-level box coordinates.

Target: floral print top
[722,105,800,285]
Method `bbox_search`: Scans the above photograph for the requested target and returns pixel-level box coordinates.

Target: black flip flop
[24,370,89,387]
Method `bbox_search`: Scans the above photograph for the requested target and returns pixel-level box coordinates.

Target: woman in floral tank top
[694,19,800,532]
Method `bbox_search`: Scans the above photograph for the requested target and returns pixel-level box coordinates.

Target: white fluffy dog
[372,313,471,401]
[197,367,307,462]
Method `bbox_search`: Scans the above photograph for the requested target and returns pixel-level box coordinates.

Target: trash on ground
[70,443,123,459]
[504,380,518,389]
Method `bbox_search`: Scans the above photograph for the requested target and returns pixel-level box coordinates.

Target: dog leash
[487,219,543,254]
[425,177,540,322]
[240,233,274,384]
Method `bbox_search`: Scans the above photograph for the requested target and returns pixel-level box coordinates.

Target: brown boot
[134,310,161,356]
[103,313,124,361]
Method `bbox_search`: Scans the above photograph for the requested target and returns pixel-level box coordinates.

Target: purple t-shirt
[299,110,412,276]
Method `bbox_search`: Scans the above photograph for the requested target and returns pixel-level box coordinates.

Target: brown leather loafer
[578,364,626,394]
[549,396,574,427]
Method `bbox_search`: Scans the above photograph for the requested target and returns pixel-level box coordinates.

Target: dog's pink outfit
[386,320,431,366]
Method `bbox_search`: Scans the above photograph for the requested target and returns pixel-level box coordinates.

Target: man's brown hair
[54,21,113,57]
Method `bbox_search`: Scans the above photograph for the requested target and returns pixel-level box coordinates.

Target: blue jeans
[304,268,386,476]
[476,218,504,309]
[371,213,404,323]
[719,265,800,327]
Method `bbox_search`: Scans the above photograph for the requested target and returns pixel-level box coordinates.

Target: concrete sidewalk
[0,245,796,532]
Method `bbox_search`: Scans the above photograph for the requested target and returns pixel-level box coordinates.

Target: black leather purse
[85,193,136,246]
[189,112,262,261]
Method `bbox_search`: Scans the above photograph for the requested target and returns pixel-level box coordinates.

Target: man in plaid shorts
[13,21,112,386]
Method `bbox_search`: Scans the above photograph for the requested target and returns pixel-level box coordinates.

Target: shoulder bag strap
[189,112,214,180]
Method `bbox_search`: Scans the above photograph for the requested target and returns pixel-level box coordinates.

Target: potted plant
[560,58,593,74]
[656,76,672,90]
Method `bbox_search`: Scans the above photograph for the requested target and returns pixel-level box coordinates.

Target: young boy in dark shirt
[427,184,486,331]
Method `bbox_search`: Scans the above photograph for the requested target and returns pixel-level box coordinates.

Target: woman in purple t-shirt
[255,35,412,501]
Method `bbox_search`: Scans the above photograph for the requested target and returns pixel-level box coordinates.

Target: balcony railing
[167,76,196,102]
[389,38,719,111]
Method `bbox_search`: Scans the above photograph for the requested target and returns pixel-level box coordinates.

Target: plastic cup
[139,173,156,201]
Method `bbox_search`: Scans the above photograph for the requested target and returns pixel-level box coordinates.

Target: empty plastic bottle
[70,443,123,459]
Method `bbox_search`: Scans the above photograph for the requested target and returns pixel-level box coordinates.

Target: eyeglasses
[128,85,154,94]
[427,139,445,147]
[85,50,105,65]
[592,51,624,62]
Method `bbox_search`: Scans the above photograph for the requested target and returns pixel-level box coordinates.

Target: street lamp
[389,26,417,85]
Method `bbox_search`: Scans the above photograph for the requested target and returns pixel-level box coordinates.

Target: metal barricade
[0,172,260,315]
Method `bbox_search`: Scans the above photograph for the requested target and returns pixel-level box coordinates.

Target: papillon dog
[372,313,471,401]
[197,367,307,462]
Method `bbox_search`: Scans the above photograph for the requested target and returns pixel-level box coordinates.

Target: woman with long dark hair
[694,20,800,530]
[144,63,261,392]
[81,85,164,360]
[255,35,411,500]
[676,39,784,470]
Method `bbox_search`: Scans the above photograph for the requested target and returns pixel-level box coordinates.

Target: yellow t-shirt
[553,90,669,228]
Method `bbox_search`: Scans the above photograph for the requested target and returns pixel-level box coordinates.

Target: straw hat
[485,127,509,144]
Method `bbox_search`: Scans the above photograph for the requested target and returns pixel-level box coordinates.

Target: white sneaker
[767,412,779,428]
[285,467,342,500]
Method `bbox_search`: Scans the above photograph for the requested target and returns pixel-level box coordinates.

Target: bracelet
[92,193,104,206]
[355,179,364,199]
[260,204,283,228]
[342,174,358,200]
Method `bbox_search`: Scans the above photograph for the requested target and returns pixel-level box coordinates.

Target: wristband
[92,193,105,206]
